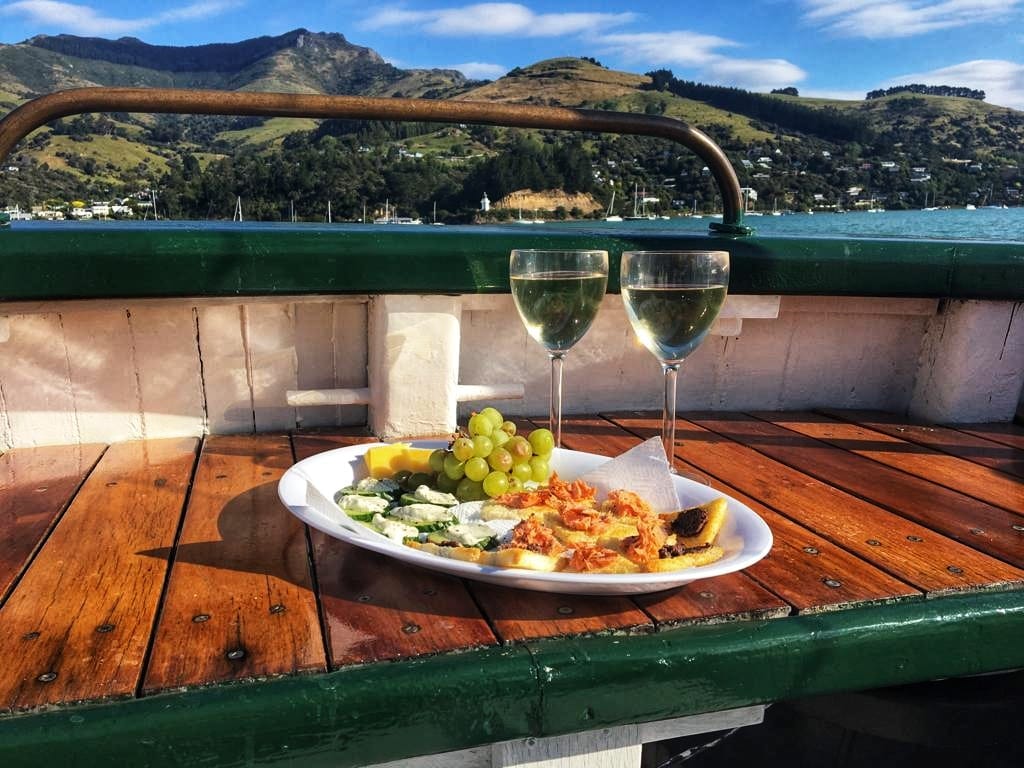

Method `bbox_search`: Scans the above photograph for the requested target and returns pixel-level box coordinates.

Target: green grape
[468,413,493,437]
[406,472,434,490]
[508,436,532,462]
[456,477,485,502]
[452,437,475,462]
[490,428,511,449]
[488,447,513,473]
[482,471,509,498]
[471,435,493,458]
[528,428,555,456]
[480,406,504,429]
[428,450,446,474]
[443,453,466,481]
[436,472,459,493]
[528,456,549,483]
[507,476,524,493]
[511,462,533,483]
[464,456,489,482]
[501,420,517,436]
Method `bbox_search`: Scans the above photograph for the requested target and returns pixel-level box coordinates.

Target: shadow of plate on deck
[137,482,487,619]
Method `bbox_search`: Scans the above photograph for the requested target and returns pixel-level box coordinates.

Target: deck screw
[261,471,274,477]
[216,474,228,479]
[526,738,537,747]
[947,565,964,575]
[866,539,882,546]
[402,623,421,634]
[269,604,285,614]
[823,578,842,589]
[226,649,246,660]
[699,591,714,599]
[96,623,115,633]
[105,481,118,487]
[37,672,57,683]
[192,613,211,623]
[422,588,437,596]
[23,631,40,641]
[907,535,924,542]
[153,478,167,488]
[357,595,372,603]
[802,546,819,555]
[557,605,574,615]
[1013,524,1024,532]
[34,487,48,493]
[969,528,985,535]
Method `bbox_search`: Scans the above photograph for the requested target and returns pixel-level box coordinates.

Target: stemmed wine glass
[510,249,609,447]
[620,250,730,471]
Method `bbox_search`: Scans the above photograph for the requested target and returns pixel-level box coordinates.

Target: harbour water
[7,206,1024,242]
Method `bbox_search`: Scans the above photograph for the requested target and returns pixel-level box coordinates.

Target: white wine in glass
[510,249,609,447]
[620,250,730,471]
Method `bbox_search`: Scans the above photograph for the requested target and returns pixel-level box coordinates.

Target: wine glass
[620,250,730,472]
[510,249,609,447]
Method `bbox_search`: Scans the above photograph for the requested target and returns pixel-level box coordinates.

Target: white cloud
[803,0,1019,39]
[448,61,508,79]
[884,59,1024,109]
[1,0,240,37]
[599,31,806,92]
[362,3,635,37]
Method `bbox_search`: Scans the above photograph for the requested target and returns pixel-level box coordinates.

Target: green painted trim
[0,589,1021,767]
[0,224,1023,302]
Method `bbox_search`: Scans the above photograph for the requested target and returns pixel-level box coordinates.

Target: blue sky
[2,1,1023,109]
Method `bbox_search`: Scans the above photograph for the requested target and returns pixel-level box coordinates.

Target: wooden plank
[196,304,254,433]
[292,433,497,667]
[952,422,1024,452]
[819,409,1024,480]
[246,303,299,432]
[0,444,106,602]
[0,438,197,712]
[143,435,324,693]
[698,412,1024,568]
[605,412,1024,596]
[563,416,920,615]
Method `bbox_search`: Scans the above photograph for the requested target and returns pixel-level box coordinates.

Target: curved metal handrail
[0,87,750,234]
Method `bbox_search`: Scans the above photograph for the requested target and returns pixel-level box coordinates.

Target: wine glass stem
[662,362,680,471]
[549,351,565,448]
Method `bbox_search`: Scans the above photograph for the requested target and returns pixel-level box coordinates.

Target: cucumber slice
[427,523,496,549]
[386,503,456,532]
[337,493,391,522]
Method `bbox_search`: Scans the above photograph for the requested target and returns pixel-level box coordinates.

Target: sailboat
[431,201,445,226]
[604,190,623,222]
[690,199,702,219]
[233,197,243,222]
[326,200,332,224]
[922,190,939,212]
[770,198,781,216]
[624,184,657,220]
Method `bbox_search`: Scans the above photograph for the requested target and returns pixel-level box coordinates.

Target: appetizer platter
[279,409,772,595]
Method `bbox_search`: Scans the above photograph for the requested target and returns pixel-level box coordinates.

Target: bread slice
[643,545,725,572]
[491,547,566,572]
[662,497,728,549]
[407,541,490,564]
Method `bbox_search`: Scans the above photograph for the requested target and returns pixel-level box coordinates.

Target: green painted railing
[0,588,1021,768]
[1,222,1023,302]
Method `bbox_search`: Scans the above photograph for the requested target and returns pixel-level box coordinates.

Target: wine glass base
[669,465,711,485]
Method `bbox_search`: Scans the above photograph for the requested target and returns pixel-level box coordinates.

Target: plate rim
[279,441,773,593]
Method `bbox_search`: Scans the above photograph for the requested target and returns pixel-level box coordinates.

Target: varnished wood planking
[949,422,1024,453]
[697,412,1024,568]
[635,573,791,626]
[819,409,1024,480]
[0,438,197,712]
[292,433,496,667]
[776,410,1024,510]
[0,444,106,602]
[143,435,324,693]
[565,416,920,614]
[606,412,1024,596]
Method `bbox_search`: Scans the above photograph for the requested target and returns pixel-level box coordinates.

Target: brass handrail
[0,87,750,234]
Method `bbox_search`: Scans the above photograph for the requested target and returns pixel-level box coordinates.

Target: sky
[1,0,1023,109]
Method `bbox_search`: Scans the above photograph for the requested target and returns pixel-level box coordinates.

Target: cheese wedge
[364,444,435,478]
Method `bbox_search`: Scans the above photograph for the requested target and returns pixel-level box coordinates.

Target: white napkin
[578,437,680,513]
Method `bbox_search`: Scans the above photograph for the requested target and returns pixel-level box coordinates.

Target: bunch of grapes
[429,406,555,502]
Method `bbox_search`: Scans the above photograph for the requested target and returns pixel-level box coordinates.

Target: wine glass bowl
[510,249,609,447]
[620,250,730,470]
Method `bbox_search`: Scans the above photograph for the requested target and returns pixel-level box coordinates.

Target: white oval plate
[278,441,773,595]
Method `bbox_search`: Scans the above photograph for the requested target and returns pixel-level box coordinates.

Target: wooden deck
[1,410,1022,765]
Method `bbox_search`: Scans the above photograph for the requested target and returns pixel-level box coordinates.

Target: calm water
[9,206,1024,241]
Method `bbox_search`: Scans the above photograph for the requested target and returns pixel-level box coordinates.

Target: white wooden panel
[333,300,369,427]
[197,304,254,434]
[0,313,79,448]
[495,730,642,768]
[294,302,339,428]
[61,308,143,443]
[127,305,205,438]
[244,303,298,432]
